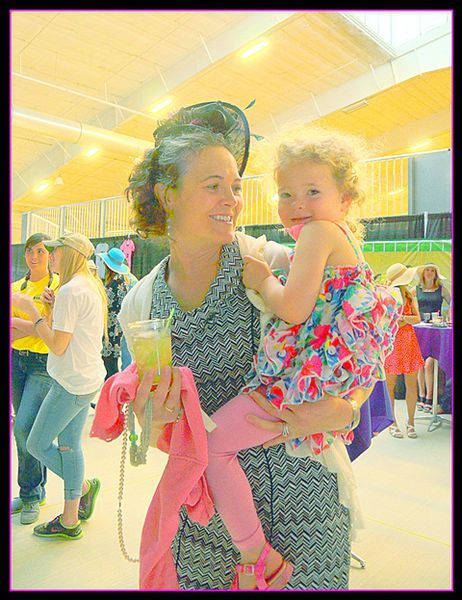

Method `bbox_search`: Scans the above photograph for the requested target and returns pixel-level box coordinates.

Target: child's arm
[243,221,336,324]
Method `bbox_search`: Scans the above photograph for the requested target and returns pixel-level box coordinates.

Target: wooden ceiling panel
[11,11,451,243]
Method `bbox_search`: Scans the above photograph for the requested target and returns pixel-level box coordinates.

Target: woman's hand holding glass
[133,365,183,447]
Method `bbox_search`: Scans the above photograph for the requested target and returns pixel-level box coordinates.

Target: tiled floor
[10,398,452,590]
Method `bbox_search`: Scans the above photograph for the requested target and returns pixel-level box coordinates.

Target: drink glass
[422,313,431,323]
[128,319,172,383]
[431,311,441,324]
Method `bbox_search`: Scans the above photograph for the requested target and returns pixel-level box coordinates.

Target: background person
[384,263,424,439]
[411,263,451,412]
[99,247,138,380]
[12,233,107,540]
[87,259,99,278]
[11,233,60,525]
[119,101,373,590]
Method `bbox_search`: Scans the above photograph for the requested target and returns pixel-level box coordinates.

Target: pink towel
[89,363,139,441]
[139,366,215,590]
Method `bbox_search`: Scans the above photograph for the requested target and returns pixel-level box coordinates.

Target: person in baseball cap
[44,233,95,259]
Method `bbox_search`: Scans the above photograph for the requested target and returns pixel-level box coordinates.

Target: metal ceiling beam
[260,32,451,136]
[12,11,297,202]
[12,106,153,155]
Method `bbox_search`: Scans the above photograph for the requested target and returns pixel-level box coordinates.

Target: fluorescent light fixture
[151,98,173,113]
[241,40,268,59]
[84,147,100,157]
[342,99,369,114]
[35,182,49,193]
[409,140,431,151]
[388,188,404,196]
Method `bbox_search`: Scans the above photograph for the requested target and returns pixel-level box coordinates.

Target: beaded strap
[117,396,153,562]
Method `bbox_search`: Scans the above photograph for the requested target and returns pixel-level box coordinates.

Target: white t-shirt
[47,274,106,395]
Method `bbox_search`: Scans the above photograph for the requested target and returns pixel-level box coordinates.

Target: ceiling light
[241,40,268,59]
[151,98,173,113]
[54,176,64,185]
[409,140,431,151]
[342,99,369,114]
[84,147,100,157]
[35,182,49,193]
[388,188,404,196]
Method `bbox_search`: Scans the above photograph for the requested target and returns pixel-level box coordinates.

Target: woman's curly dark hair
[126,129,233,238]
[126,101,251,239]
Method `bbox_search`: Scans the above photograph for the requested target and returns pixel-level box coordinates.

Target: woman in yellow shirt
[11,233,59,525]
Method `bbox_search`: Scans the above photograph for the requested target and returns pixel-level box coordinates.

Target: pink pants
[205,393,281,552]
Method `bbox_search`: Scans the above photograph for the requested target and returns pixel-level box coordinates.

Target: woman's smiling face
[277,159,350,229]
[165,145,243,248]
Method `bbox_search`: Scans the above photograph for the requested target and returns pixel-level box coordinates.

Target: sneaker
[12,496,46,515]
[78,478,101,521]
[33,515,83,540]
[20,501,45,525]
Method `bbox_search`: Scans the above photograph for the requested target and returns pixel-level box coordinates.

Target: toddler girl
[204,132,402,589]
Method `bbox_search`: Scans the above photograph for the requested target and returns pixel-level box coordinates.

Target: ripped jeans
[26,380,99,500]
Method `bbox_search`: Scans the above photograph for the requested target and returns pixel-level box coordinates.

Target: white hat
[44,232,94,259]
[386,263,418,287]
[416,263,447,281]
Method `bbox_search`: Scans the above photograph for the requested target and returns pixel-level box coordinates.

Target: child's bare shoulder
[297,220,342,241]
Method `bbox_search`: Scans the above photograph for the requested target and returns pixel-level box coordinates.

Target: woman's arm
[244,221,334,324]
[11,316,36,337]
[246,386,374,448]
[442,286,451,306]
[401,294,421,325]
[12,293,72,355]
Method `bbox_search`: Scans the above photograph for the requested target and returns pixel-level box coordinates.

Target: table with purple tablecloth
[347,380,394,462]
[413,324,452,379]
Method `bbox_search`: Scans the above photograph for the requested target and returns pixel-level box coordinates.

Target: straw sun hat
[416,263,447,281]
[386,263,418,287]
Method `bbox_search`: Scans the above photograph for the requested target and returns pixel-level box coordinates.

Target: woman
[12,233,107,540]
[119,101,372,590]
[411,263,451,411]
[11,233,59,525]
[99,247,138,380]
[384,263,425,439]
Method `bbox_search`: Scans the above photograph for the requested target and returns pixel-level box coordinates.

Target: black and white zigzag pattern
[150,241,351,590]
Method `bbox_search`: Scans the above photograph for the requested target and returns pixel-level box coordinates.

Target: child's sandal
[231,542,294,590]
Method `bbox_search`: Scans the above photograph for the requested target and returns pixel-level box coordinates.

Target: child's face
[276,159,351,229]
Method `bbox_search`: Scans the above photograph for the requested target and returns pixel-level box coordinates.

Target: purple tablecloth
[347,380,394,462]
[413,324,453,379]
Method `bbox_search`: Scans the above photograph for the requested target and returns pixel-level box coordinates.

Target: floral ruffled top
[242,222,402,455]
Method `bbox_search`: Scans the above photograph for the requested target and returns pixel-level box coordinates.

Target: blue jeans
[26,380,99,500]
[11,349,52,503]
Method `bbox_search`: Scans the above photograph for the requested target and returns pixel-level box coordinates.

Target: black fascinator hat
[153,100,261,176]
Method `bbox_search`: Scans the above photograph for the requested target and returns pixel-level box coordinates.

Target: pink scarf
[89,365,215,590]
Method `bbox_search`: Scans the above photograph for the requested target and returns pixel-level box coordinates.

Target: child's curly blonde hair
[275,127,369,240]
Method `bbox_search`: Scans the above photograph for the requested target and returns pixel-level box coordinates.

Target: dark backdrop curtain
[11,213,451,283]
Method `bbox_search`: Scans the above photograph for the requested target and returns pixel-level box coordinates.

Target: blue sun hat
[98,247,129,274]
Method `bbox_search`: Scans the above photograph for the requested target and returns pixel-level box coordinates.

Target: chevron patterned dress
[150,240,351,590]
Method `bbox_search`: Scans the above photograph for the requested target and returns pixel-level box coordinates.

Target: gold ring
[164,405,175,413]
